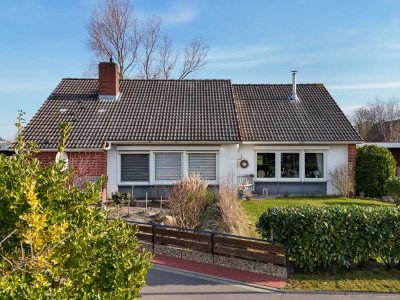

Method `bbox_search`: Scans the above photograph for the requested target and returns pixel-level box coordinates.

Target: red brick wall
[36,151,107,199]
[98,62,119,96]
[348,144,357,170]
[36,151,107,177]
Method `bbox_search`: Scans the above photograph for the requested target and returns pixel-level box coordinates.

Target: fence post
[151,224,155,254]
[210,232,215,264]
[270,228,274,241]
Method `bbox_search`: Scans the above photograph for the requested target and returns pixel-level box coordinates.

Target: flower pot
[239,193,245,200]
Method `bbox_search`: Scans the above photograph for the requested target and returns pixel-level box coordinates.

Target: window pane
[257,153,275,178]
[281,153,299,178]
[188,153,217,180]
[155,153,182,181]
[121,154,149,182]
[305,153,324,178]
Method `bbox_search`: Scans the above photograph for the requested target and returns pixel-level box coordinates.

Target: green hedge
[257,206,400,271]
[356,145,396,198]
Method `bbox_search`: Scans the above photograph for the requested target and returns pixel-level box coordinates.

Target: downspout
[101,141,112,208]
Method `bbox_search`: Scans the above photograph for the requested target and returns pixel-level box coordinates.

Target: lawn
[286,267,400,293]
[241,196,394,225]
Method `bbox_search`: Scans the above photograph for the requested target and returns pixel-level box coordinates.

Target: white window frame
[255,151,277,181]
[187,151,219,184]
[303,151,327,182]
[253,148,328,183]
[118,151,151,185]
[278,151,302,182]
[153,151,184,185]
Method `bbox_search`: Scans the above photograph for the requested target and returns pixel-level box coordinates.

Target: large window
[121,154,149,182]
[155,153,182,181]
[257,153,276,178]
[188,153,217,180]
[281,153,299,178]
[305,153,324,178]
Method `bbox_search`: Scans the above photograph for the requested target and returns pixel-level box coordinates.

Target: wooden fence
[128,221,287,268]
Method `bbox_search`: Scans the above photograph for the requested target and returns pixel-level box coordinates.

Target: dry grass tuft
[219,179,251,236]
[168,175,208,228]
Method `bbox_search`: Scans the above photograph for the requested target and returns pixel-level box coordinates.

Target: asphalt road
[140,266,399,300]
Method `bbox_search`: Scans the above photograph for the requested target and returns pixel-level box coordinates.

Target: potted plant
[238,186,245,199]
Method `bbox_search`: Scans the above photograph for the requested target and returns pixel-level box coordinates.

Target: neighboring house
[362,142,400,176]
[0,138,14,156]
[23,61,362,199]
[364,120,400,176]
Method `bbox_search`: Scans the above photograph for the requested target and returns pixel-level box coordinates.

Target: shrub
[329,164,355,197]
[0,115,152,299]
[386,177,400,205]
[168,175,209,228]
[257,205,400,271]
[356,145,396,198]
[111,191,130,205]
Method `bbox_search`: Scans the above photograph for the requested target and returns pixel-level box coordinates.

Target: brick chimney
[98,59,120,100]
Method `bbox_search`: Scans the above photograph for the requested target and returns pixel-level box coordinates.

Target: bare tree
[179,38,209,79]
[139,16,162,79]
[351,97,400,141]
[87,0,208,79]
[368,97,400,142]
[158,35,178,79]
[351,106,376,139]
[87,0,141,79]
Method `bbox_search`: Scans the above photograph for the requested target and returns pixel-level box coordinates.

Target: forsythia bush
[0,114,152,299]
[257,206,400,271]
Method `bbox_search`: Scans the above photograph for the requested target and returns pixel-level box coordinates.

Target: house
[23,61,362,199]
[363,120,400,175]
[0,138,14,156]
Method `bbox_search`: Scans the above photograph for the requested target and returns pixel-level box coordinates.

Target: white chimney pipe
[289,70,300,101]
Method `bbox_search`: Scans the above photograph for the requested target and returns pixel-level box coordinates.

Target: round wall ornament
[240,159,249,169]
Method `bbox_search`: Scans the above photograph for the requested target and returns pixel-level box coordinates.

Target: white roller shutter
[155,153,182,181]
[188,153,217,180]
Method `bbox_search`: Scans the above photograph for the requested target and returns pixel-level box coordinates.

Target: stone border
[142,242,287,279]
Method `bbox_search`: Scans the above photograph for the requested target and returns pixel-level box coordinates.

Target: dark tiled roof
[23,79,240,149]
[233,84,362,142]
[23,79,362,149]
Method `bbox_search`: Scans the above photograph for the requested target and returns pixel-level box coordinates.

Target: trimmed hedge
[257,206,400,271]
[356,145,396,198]
[386,177,400,204]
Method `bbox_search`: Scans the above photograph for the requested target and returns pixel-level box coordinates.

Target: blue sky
[1,0,400,139]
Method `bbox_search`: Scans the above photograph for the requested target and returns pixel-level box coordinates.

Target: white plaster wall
[106,145,118,197]
[237,144,256,176]
[326,145,348,195]
[219,144,239,184]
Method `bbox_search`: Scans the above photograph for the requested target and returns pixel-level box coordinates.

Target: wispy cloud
[155,5,198,26]
[209,45,278,60]
[328,81,400,90]
[207,44,285,69]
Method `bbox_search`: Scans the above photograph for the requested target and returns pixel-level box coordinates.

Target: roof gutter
[105,140,242,145]
[242,141,363,145]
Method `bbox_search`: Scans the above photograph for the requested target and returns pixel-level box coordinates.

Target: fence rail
[127,220,287,267]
